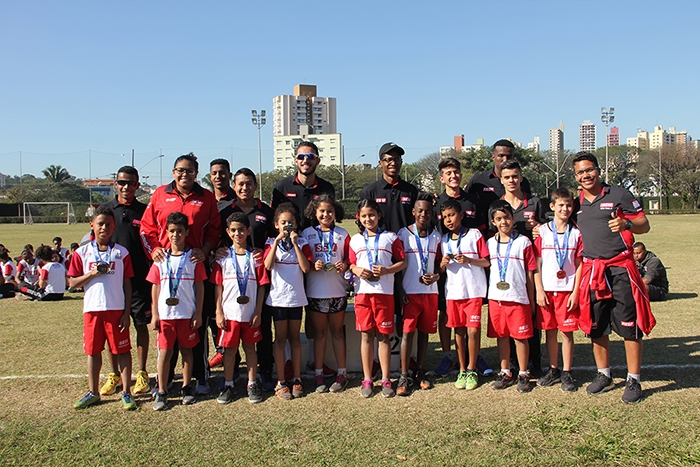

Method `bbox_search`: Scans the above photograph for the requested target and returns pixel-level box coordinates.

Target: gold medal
[96,263,110,274]
[323,263,336,272]
[237,296,250,304]
[496,281,510,291]
[165,297,179,306]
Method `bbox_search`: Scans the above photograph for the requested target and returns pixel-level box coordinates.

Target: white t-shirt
[18,259,41,285]
[302,225,350,299]
[57,247,69,262]
[348,230,406,295]
[534,222,583,292]
[397,226,442,295]
[1,260,16,281]
[211,249,269,322]
[264,237,313,307]
[67,242,134,312]
[40,262,66,294]
[146,250,207,320]
[441,228,489,300]
[487,233,537,305]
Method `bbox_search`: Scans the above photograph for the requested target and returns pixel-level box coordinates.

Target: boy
[486,200,537,393]
[53,237,69,262]
[146,212,206,411]
[396,193,442,396]
[439,199,490,390]
[211,212,269,404]
[68,206,136,410]
[533,188,583,392]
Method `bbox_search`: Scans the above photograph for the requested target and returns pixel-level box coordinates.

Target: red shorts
[157,319,200,350]
[354,294,394,335]
[536,291,579,332]
[83,310,131,356]
[487,300,534,340]
[217,320,262,348]
[403,294,438,334]
[446,298,483,329]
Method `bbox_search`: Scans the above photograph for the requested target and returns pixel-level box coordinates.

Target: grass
[1,217,700,466]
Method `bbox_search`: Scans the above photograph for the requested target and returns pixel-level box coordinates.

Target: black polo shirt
[576,185,644,259]
[434,189,479,235]
[216,187,237,213]
[360,177,419,233]
[503,195,549,241]
[271,174,335,230]
[101,197,150,281]
[219,198,275,250]
[466,169,532,233]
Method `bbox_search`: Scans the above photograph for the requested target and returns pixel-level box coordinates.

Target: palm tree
[42,165,71,183]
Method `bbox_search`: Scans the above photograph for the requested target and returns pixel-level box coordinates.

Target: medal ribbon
[447,226,464,256]
[412,223,429,275]
[166,249,187,299]
[91,240,112,267]
[316,226,334,264]
[363,228,382,271]
[551,220,571,272]
[496,232,515,283]
[231,247,251,299]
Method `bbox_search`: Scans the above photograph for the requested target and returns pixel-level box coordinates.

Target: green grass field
[1,218,700,466]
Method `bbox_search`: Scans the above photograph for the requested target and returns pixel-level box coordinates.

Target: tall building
[439,137,485,155]
[273,126,342,170]
[272,84,337,137]
[526,136,540,152]
[627,130,649,149]
[549,122,564,156]
[580,120,596,151]
[608,126,620,146]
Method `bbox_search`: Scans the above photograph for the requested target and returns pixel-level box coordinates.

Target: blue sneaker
[476,354,494,376]
[260,371,276,392]
[434,355,453,376]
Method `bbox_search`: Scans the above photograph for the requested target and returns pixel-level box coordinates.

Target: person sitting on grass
[632,242,668,302]
[16,248,41,287]
[16,245,66,301]
[67,205,136,410]
[0,250,17,288]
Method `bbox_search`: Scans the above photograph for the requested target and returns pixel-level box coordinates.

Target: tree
[41,165,72,183]
[593,145,638,192]
[639,145,700,210]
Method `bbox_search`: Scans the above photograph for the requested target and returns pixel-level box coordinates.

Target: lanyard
[496,232,515,283]
[166,250,187,299]
[447,226,464,256]
[92,241,112,265]
[551,220,571,271]
[363,229,382,270]
[316,225,335,264]
[411,224,429,275]
[231,247,251,298]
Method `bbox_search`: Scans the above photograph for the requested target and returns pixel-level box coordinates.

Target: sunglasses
[116,180,137,187]
[296,153,318,161]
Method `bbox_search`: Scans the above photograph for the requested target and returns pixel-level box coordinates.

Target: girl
[17,245,66,301]
[0,250,17,288]
[264,203,312,400]
[348,199,406,398]
[302,194,351,393]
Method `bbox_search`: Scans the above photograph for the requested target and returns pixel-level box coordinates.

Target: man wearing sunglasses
[271,141,335,230]
[98,166,153,396]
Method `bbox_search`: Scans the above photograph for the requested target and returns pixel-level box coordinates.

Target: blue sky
[2,1,698,182]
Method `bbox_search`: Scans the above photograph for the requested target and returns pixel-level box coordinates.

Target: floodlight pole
[252,109,266,200]
[601,107,615,184]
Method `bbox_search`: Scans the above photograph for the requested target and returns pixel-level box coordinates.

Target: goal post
[22,202,77,225]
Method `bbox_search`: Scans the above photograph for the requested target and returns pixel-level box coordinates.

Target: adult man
[99,166,152,396]
[573,151,655,404]
[271,141,335,230]
[633,242,668,301]
[209,158,237,210]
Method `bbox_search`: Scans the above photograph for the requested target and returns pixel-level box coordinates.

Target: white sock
[315,368,323,376]
[248,380,255,387]
[599,368,611,378]
[225,380,234,387]
[627,373,640,382]
[338,368,347,375]
[502,369,512,377]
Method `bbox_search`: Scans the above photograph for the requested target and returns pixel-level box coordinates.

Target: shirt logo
[190,200,203,207]
[632,200,641,210]
[285,192,297,198]
[255,214,267,222]
[132,219,141,226]
[600,202,614,210]
[165,197,177,202]
[524,211,534,218]
[375,198,387,203]
[483,187,495,192]
[464,210,475,217]
[314,244,337,253]
[620,321,634,327]
[401,196,411,203]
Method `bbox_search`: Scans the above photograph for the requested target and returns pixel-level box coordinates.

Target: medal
[232,247,252,305]
[496,231,515,292]
[367,274,380,282]
[165,297,179,306]
[317,226,335,271]
[323,263,336,272]
[447,227,464,258]
[496,281,510,291]
[363,228,382,282]
[92,241,112,274]
[237,296,250,304]
[411,223,431,280]
[556,270,566,279]
[166,249,187,306]
[96,263,110,274]
[551,220,571,279]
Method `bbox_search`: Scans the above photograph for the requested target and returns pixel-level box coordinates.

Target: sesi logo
[600,202,614,210]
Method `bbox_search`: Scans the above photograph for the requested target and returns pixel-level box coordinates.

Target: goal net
[23,202,77,225]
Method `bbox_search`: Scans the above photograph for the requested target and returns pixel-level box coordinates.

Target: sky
[2,0,699,183]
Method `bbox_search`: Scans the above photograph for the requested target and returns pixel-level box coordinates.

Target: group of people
[58,137,659,411]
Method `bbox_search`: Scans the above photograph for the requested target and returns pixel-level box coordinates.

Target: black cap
[379,142,405,158]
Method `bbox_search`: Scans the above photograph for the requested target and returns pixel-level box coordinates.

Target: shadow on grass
[665,292,698,300]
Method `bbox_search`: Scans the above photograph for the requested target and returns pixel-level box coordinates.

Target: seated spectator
[633,242,668,301]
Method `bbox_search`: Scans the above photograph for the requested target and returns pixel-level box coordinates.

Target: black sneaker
[247,382,263,404]
[537,367,562,387]
[516,374,533,393]
[396,374,412,397]
[217,386,235,404]
[181,385,196,405]
[586,372,614,395]
[492,372,515,390]
[621,377,642,404]
[153,392,168,411]
[561,371,576,392]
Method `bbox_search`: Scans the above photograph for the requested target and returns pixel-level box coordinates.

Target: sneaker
[314,374,328,393]
[371,360,381,380]
[15,293,31,301]
[208,352,224,369]
[586,372,615,395]
[381,379,395,398]
[99,373,121,396]
[74,391,100,409]
[561,371,576,392]
[260,371,275,392]
[181,385,196,405]
[517,374,533,393]
[492,372,515,390]
[329,373,348,393]
[476,354,494,376]
[416,370,432,390]
[151,380,174,399]
[292,379,304,398]
[247,382,263,404]
[217,386,235,404]
[360,379,374,398]
[465,370,478,390]
[275,382,292,400]
[121,392,137,410]
[195,379,211,395]
[621,377,642,404]
[537,367,562,387]
[454,371,468,389]
[284,360,293,382]
[153,392,168,411]
[133,370,150,394]
[435,355,453,376]
[396,374,412,397]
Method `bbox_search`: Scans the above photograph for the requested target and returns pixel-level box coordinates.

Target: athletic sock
[627,373,641,382]
[315,368,323,376]
[599,367,611,378]
[337,368,347,375]
[502,369,512,377]
[225,381,234,388]
[518,371,528,377]
[247,380,255,388]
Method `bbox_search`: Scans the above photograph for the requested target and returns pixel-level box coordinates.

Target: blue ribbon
[166,249,187,300]
[316,226,335,264]
[363,228,382,270]
[447,226,464,256]
[231,247,251,298]
[496,232,515,283]
[551,220,571,272]
[411,223,429,275]
[91,240,112,267]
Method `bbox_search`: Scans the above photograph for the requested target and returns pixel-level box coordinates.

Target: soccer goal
[23,202,77,225]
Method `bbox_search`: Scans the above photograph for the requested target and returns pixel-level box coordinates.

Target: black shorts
[130,280,152,326]
[587,267,642,340]
[307,297,348,314]
[270,306,303,322]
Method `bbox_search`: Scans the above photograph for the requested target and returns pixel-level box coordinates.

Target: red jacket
[140,182,221,259]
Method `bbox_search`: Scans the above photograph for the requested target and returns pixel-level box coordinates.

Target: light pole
[601,107,615,183]
[252,110,266,200]
[139,154,165,185]
[334,149,364,199]
[658,146,662,211]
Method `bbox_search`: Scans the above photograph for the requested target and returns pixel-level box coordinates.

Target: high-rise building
[549,122,564,156]
[608,126,620,146]
[627,130,649,149]
[580,120,596,152]
[527,136,540,152]
[272,84,337,137]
